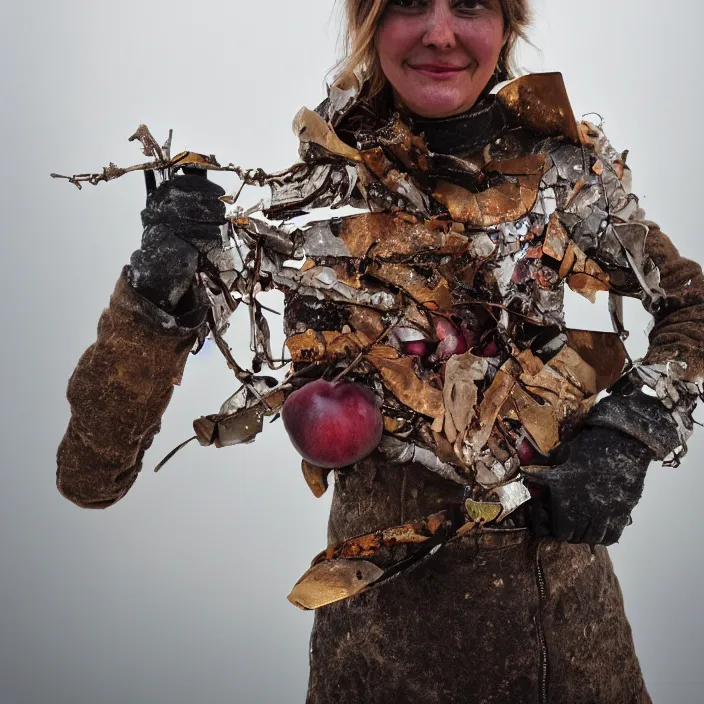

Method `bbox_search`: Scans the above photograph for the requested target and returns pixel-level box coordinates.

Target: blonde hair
[334,0,532,96]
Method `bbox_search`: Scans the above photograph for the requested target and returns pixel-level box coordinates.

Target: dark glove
[522,425,653,546]
[586,386,683,461]
[127,168,226,314]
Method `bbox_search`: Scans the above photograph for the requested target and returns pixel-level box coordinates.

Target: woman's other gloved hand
[522,426,653,546]
[127,167,226,314]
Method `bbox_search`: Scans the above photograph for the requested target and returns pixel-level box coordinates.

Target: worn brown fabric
[307,540,650,704]
[307,534,542,704]
[308,462,650,703]
[539,540,651,704]
[642,223,704,382]
[56,266,202,508]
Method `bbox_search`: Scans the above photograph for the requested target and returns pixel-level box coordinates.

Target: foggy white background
[1,1,702,702]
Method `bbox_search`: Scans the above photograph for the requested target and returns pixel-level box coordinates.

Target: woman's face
[375,0,506,118]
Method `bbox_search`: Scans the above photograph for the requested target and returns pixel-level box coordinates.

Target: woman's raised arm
[56,170,226,508]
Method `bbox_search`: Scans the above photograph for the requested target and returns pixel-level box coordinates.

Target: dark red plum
[481,340,499,357]
[518,438,537,464]
[404,340,431,357]
[428,317,468,363]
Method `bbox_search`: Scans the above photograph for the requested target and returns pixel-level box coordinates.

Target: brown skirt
[306,531,650,704]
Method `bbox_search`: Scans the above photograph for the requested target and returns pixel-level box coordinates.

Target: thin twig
[51,157,294,190]
[153,436,198,473]
[332,313,404,383]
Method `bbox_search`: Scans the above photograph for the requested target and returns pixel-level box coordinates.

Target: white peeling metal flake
[611,222,666,307]
[378,436,467,485]
[499,215,531,240]
[611,197,642,223]
[411,445,467,484]
[494,480,532,521]
[473,455,506,488]
[394,177,430,215]
[565,182,602,218]
[391,326,429,343]
[208,244,238,278]
[468,233,496,259]
[312,267,338,288]
[533,186,557,219]
[300,221,352,258]
[587,122,620,162]
[336,165,359,207]
[326,68,365,120]
[365,290,398,309]
[632,361,701,447]
[272,265,399,310]
[552,145,585,182]
[493,255,517,298]
[533,287,566,326]
[541,164,558,188]
[219,377,279,416]
[269,163,333,208]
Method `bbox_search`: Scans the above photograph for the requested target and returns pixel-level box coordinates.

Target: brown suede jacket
[56,267,203,508]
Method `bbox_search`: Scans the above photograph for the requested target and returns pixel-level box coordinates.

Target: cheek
[459,21,505,66]
[375,18,420,69]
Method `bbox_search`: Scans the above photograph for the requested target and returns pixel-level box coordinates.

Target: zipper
[534,539,548,704]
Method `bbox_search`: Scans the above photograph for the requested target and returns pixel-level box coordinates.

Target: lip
[408,63,468,79]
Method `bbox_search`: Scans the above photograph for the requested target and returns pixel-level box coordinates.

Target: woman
[57,0,704,701]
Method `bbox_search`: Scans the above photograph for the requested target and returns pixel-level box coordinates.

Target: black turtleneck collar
[332,80,512,159]
[408,96,508,157]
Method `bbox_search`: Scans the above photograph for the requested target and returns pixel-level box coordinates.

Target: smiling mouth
[408,64,469,78]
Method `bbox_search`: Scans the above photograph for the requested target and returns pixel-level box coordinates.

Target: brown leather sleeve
[56,266,206,508]
[641,223,704,382]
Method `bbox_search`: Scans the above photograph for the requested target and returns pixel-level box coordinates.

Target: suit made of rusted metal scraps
[56,71,703,703]
[187,73,699,610]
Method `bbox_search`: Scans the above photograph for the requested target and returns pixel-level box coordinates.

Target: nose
[422,1,456,50]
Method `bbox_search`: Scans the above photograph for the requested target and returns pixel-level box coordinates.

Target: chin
[405,88,478,119]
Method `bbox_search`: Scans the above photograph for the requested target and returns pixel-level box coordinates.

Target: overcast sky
[1,1,703,702]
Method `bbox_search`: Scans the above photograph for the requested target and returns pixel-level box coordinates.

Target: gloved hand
[127,167,226,314]
[522,425,653,546]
